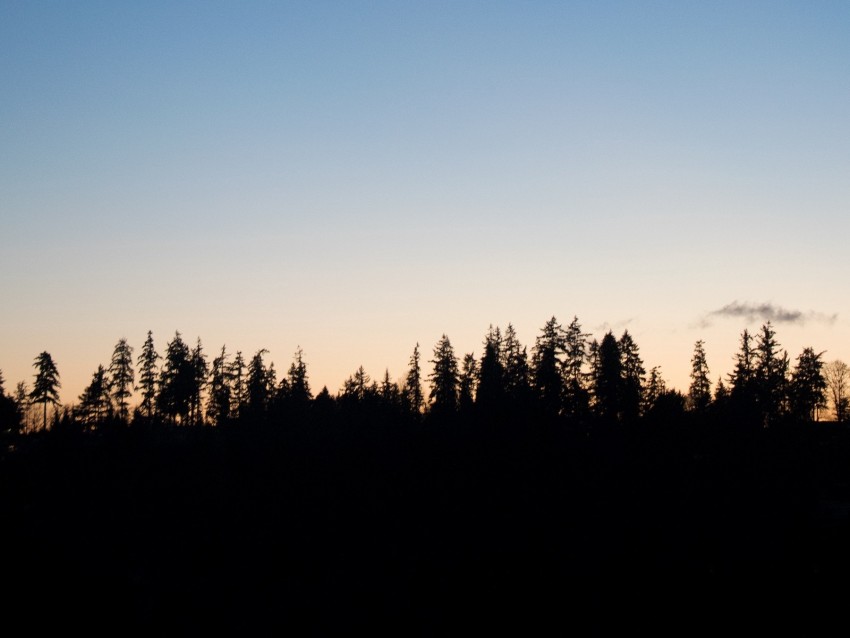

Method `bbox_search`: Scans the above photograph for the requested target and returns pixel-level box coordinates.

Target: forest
[1,316,850,632]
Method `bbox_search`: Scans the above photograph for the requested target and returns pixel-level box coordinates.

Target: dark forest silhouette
[1,317,849,632]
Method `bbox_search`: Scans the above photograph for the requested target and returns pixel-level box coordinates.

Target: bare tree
[824,360,849,422]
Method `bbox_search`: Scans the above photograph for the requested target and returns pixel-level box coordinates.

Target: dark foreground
[3,417,850,633]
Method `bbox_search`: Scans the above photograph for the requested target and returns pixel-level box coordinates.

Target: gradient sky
[2,1,849,406]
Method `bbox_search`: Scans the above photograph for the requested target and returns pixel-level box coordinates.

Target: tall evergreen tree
[459,353,478,414]
[207,345,232,426]
[728,328,758,420]
[619,330,645,422]
[230,351,248,419]
[502,324,532,409]
[246,349,271,419]
[29,351,60,430]
[403,343,424,417]
[429,334,459,416]
[0,371,22,435]
[562,316,591,419]
[287,347,312,405]
[158,332,193,424]
[77,365,112,427]
[753,322,789,425]
[593,332,621,421]
[688,340,712,412]
[136,331,160,419]
[788,347,827,422]
[532,317,565,416]
[477,325,505,413]
[14,382,29,433]
[643,366,667,415]
[109,338,134,423]
[189,338,209,426]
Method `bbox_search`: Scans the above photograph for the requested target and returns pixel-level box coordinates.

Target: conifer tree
[429,334,459,416]
[77,364,112,427]
[459,353,478,414]
[136,331,160,419]
[532,317,565,416]
[403,343,424,417]
[109,337,134,423]
[789,347,827,422]
[29,351,60,430]
[158,332,192,424]
[562,316,591,418]
[287,347,312,405]
[230,351,247,419]
[619,330,645,422]
[502,323,532,409]
[593,332,621,421]
[754,322,789,425]
[207,345,232,426]
[688,340,712,412]
[477,325,505,412]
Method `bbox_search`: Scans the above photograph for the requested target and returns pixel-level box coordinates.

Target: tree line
[1,316,847,435]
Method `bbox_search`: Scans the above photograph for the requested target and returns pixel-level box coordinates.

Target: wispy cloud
[699,301,837,328]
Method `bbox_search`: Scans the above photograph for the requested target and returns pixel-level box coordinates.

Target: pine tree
[136,331,160,419]
[476,325,505,413]
[158,332,192,424]
[593,332,621,421]
[207,345,232,426]
[246,349,271,419]
[230,351,247,419]
[532,317,565,416]
[459,353,478,414]
[789,347,827,422]
[619,330,645,422]
[29,351,60,430]
[688,340,712,412]
[109,338,135,423]
[403,343,424,417]
[189,338,209,426]
[0,371,22,435]
[502,323,532,409]
[429,334,459,416]
[14,382,29,433]
[562,316,591,419]
[287,347,312,405]
[77,364,112,427]
[754,322,789,425]
[644,366,667,415]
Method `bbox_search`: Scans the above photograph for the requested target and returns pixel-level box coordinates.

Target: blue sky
[2,1,849,403]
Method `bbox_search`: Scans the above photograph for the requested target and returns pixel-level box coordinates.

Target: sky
[2,1,849,405]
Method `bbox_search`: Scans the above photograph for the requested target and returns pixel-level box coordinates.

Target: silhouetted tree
[158,332,193,424]
[246,349,271,420]
[0,371,22,435]
[187,339,208,426]
[532,317,565,417]
[502,323,532,410]
[824,360,849,422]
[619,330,645,422]
[593,332,621,421]
[14,382,29,433]
[136,331,160,419]
[230,351,247,419]
[403,344,424,417]
[29,351,60,431]
[729,328,758,421]
[379,369,402,413]
[207,346,232,426]
[788,347,827,422]
[477,325,505,413]
[429,335,459,417]
[108,338,134,423]
[287,347,312,405]
[753,322,789,425]
[562,316,591,419]
[77,365,112,428]
[643,365,667,415]
[458,353,478,415]
[688,340,711,413]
